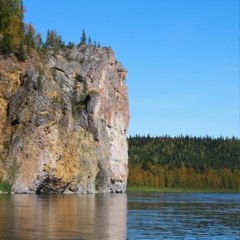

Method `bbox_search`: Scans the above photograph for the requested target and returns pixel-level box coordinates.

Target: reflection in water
[1,192,240,239]
[0,194,127,240]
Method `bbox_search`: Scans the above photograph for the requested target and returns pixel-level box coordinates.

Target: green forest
[128,135,240,189]
[0,0,100,60]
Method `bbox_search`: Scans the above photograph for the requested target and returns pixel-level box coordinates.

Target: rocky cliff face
[0,45,129,193]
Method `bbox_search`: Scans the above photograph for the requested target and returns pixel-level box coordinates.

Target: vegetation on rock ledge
[0,0,102,60]
[0,159,21,194]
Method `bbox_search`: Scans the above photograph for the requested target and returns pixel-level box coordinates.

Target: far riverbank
[126,185,240,193]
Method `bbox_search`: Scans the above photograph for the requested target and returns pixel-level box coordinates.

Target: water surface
[0,194,127,239]
[0,192,240,239]
[127,192,240,239]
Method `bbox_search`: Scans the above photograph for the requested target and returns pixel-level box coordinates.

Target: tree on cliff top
[88,36,92,46]
[0,1,103,57]
[0,0,24,54]
[80,30,86,45]
[0,0,41,58]
[25,23,36,49]
[45,29,63,48]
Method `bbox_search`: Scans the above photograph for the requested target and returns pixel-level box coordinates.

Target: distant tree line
[0,0,101,60]
[128,135,240,189]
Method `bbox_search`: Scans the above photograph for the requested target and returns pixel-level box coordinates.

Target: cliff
[0,45,129,193]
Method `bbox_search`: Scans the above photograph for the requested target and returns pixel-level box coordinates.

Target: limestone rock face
[0,45,129,193]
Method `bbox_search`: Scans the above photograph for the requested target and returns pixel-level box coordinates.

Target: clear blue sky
[23,0,239,138]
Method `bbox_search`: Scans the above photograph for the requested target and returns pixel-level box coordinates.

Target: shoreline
[126,186,240,193]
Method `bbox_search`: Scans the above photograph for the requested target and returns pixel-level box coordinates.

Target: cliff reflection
[0,194,127,239]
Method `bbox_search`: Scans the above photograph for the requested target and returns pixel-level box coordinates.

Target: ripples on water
[127,192,240,239]
[0,192,239,239]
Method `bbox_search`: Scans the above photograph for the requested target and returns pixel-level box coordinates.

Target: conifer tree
[0,0,24,54]
[25,23,35,50]
[0,33,13,53]
[34,33,43,49]
[18,41,26,61]
[80,30,86,45]
[87,36,92,46]
[67,41,75,48]
[45,30,62,48]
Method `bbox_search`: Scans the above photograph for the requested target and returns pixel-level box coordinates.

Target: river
[0,192,239,239]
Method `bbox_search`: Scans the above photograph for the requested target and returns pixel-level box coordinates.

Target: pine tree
[87,36,92,45]
[67,41,75,48]
[18,41,25,61]
[45,29,50,48]
[80,30,86,45]
[45,30,62,48]
[0,0,24,54]
[25,23,35,50]
[0,33,14,53]
[34,33,43,49]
